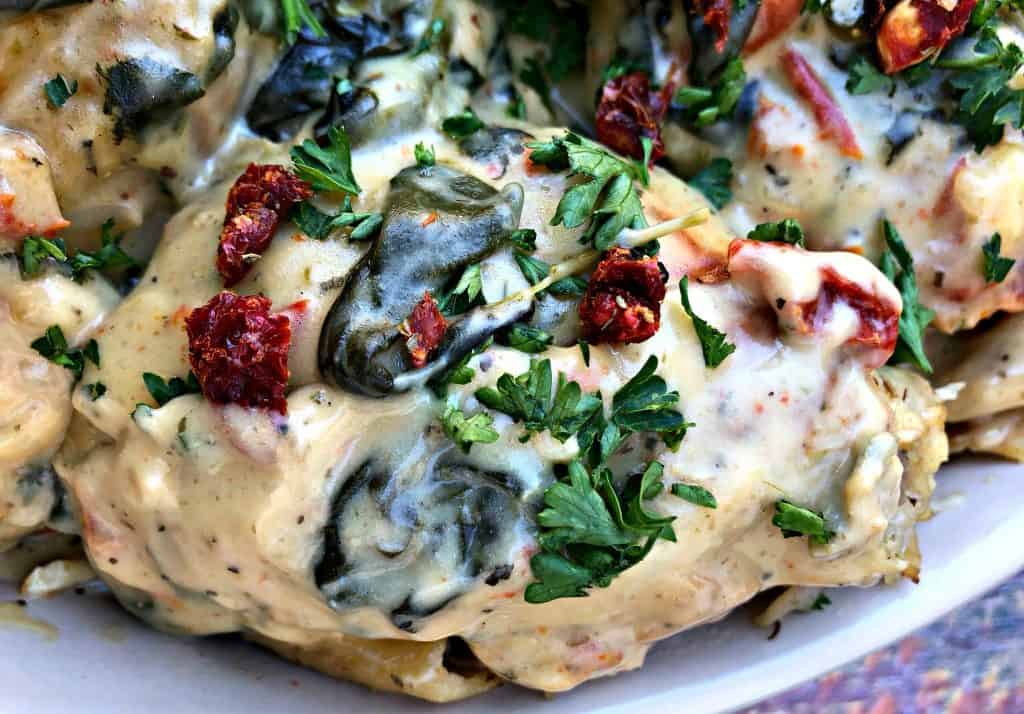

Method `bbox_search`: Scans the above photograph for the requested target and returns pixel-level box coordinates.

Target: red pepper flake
[185,291,292,414]
[795,267,900,367]
[595,72,671,162]
[217,164,312,287]
[780,47,864,160]
[579,247,668,344]
[399,292,448,368]
[877,0,977,74]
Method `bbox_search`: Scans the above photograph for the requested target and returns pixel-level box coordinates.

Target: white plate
[2,457,1022,714]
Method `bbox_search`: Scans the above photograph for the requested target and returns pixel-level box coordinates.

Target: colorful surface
[744,572,1024,713]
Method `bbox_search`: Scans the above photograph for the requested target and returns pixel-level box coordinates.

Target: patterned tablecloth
[742,572,1024,713]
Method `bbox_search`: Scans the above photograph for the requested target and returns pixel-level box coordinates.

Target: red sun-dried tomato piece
[580,247,668,344]
[217,164,312,287]
[744,0,803,53]
[780,47,864,160]
[693,0,733,52]
[595,72,671,162]
[399,292,448,368]
[185,291,292,414]
[877,0,977,74]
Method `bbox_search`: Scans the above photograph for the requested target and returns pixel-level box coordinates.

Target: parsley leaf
[31,325,98,381]
[44,74,78,108]
[634,137,654,188]
[811,592,832,610]
[279,0,326,45]
[291,198,382,241]
[610,355,693,449]
[880,219,934,373]
[514,252,550,285]
[20,236,68,277]
[441,108,485,139]
[982,232,1016,283]
[142,372,201,407]
[747,218,806,246]
[69,219,137,280]
[679,277,736,369]
[441,405,499,453]
[675,57,746,127]
[412,17,445,57]
[526,132,647,250]
[579,340,591,366]
[505,324,554,353]
[291,125,360,194]
[436,263,484,316]
[671,483,717,508]
[507,228,537,252]
[414,142,436,167]
[428,337,493,397]
[688,158,733,210]
[772,500,833,545]
[845,56,894,96]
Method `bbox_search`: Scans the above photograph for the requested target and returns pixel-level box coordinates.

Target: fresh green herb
[142,371,201,407]
[937,25,1024,151]
[291,125,360,194]
[525,459,676,603]
[634,137,654,188]
[811,592,832,610]
[498,0,586,82]
[526,132,647,250]
[507,229,537,253]
[845,56,894,96]
[547,275,588,296]
[428,337,493,396]
[44,74,77,108]
[880,219,934,373]
[436,263,484,316]
[506,93,527,120]
[579,340,591,366]
[671,483,717,508]
[20,236,68,276]
[675,57,746,127]
[475,358,603,443]
[280,0,326,45]
[688,158,733,210]
[982,232,1016,283]
[772,500,833,545]
[441,405,499,453]
[679,277,736,369]
[291,198,382,241]
[609,355,693,450]
[412,17,445,57]
[802,0,823,11]
[69,219,137,280]
[414,142,436,167]
[747,218,806,247]
[520,56,555,114]
[31,326,98,381]
[441,108,485,139]
[514,252,550,285]
[86,382,107,400]
[505,324,554,353]
[599,54,649,85]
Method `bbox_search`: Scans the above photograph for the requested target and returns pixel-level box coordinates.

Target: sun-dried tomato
[595,73,671,162]
[780,47,863,160]
[399,292,448,368]
[877,0,977,74]
[745,0,803,53]
[185,291,291,414]
[579,247,668,344]
[693,0,733,52]
[217,164,312,287]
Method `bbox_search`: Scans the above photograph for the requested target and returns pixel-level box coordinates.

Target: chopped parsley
[670,483,717,509]
[69,219,137,280]
[498,0,586,82]
[428,337,493,397]
[441,108,485,139]
[142,372,201,407]
[441,405,499,453]
[31,325,98,381]
[414,142,436,167]
[634,136,654,188]
[279,0,326,45]
[291,198,382,241]
[578,340,591,366]
[44,74,78,108]
[412,17,445,57]
[514,252,550,285]
[20,236,68,277]
[679,276,736,369]
[505,324,554,353]
[609,356,693,450]
[436,263,484,316]
[811,592,832,610]
[507,228,538,252]
[526,132,647,250]
[291,125,361,194]
[688,158,733,210]
[748,218,806,246]
[880,219,934,374]
[675,57,746,127]
[86,382,107,400]
[772,500,833,545]
[845,56,894,96]
[982,232,1015,283]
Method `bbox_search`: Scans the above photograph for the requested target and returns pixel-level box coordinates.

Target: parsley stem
[618,208,711,247]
